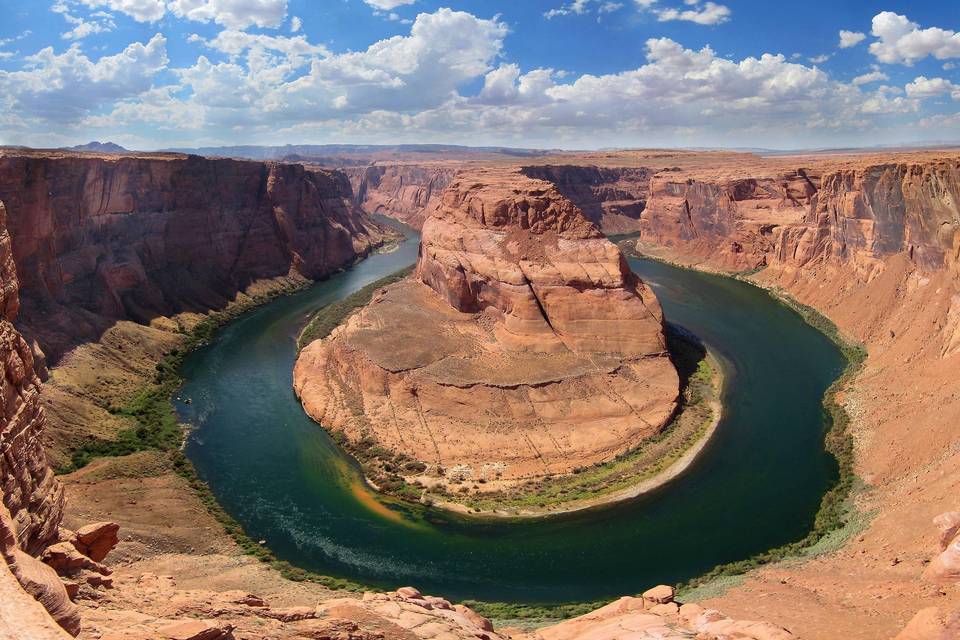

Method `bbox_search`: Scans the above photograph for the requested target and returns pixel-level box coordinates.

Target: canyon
[0,146,959,640]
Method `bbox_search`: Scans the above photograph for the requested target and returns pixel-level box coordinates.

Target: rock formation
[0,200,78,634]
[295,168,678,489]
[0,150,392,635]
[639,159,960,276]
[346,163,455,228]
[520,165,653,233]
[0,150,387,362]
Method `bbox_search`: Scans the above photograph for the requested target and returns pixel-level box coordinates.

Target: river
[178,219,846,604]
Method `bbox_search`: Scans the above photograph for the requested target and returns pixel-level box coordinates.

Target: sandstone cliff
[346,163,455,229]
[0,151,387,362]
[639,160,960,277]
[0,200,78,635]
[295,168,678,491]
[520,165,652,233]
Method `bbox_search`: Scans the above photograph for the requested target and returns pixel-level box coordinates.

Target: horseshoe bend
[293,168,687,506]
[3,4,960,636]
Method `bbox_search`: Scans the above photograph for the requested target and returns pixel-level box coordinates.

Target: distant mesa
[64,141,128,153]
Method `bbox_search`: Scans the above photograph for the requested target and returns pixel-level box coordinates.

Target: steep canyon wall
[0,152,386,362]
[345,164,455,229]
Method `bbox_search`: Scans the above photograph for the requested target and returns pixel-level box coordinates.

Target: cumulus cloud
[0,7,946,148]
[289,15,301,32]
[0,34,167,122]
[66,0,288,30]
[168,0,287,30]
[905,76,960,100]
[869,12,960,65]
[75,0,167,22]
[852,70,887,85]
[838,30,865,48]
[654,0,730,25]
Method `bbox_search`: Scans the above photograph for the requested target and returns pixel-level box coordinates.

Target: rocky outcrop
[295,168,678,489]
[639,161,960,276]
[924,511,960,582]
[520,165,653,233]
[346,163,455,229]
[516,588,794,640]
[0,199,78,634]
[0,152,390,635]
[0,151,387,362]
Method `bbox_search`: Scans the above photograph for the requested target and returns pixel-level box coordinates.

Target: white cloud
[905,76,960,100]
[0,8,950,148]
[869,12,960,65]
[809,54,830,64]
[289,15,301,33]
[168,0,287,29]
[655,1,730,25]
[852,70,887,85]
[838,30,865,48]
[57,0,288,30]
[544,0,593,18]
[76,0,167,22]
[0,34,167,122]
[363,0,415,9]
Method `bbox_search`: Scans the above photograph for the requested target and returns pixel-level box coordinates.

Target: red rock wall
[0,154,386,361]
[520,165,653,233]
[0,199,77,634]
[639,162,960,276]
[346,164,454,229]
[415,168,669,356]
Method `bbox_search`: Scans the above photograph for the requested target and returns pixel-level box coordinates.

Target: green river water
[178,220,846,604]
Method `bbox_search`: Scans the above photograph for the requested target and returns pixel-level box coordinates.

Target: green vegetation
[169,449,375,592]
[297,266,414,351]
[675,285,867,597]
[420,330,720,513]
[59,279,309,474]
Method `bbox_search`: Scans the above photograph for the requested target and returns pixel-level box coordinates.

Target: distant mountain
[161,143,551,161]
[66,141,128,153]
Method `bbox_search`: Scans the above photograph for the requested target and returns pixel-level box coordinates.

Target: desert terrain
[0,145,959,640]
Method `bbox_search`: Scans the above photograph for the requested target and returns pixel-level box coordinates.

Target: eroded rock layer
[295,168,678,485]
[520,165,653,233]
[0,150,386,362]
[346,163,455,229]
[639,160,960,276]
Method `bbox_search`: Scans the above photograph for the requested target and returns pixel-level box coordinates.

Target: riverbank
[293,274,726,518]
[619,240,868,594]
[421,348,724,518]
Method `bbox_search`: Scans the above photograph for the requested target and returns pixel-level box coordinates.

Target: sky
[1,0,959,150]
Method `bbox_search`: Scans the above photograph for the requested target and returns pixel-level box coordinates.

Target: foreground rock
[295,168,678,492]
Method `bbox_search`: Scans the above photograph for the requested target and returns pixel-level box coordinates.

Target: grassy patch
[58,279,309,474]
[297,266,414,351]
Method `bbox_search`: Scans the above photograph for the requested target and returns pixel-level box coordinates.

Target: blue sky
[1,0,959,149]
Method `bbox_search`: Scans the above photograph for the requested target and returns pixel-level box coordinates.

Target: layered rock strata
[346,163,455,228]
[639,160,960,276]
[0,200,77,634]
[295,168,678,487]
[520,165,653,233]
[0,150,386,362]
